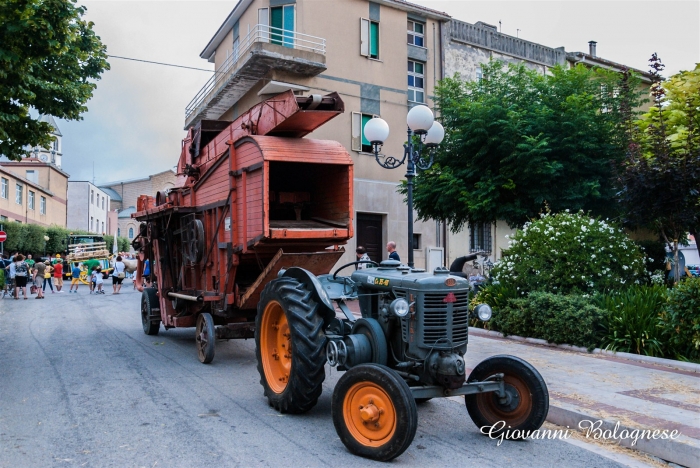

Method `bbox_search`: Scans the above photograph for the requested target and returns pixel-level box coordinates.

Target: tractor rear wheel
[332,364,417,462]
[465,355,549,437]
[141,288,160,336]
[255,277,326,414]
[196,313,216,364]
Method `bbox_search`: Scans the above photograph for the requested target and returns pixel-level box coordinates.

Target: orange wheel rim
[343,382,397,447]
[260,300,291,394]
[477,375,532,426]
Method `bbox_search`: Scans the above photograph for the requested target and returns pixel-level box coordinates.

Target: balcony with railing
[185,24,327,129]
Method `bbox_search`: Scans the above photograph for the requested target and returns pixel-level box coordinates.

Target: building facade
[186,0,451,268]
[100,169,179,241]
[67,181,111,234]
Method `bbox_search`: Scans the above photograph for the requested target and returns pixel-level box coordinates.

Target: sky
[58,0,700,185]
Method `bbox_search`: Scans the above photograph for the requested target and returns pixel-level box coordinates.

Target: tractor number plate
[368,276,390,287]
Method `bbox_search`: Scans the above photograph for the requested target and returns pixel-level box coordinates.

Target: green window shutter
[283,5,294,47]
[369,22,379,58]
[361,114,372,146]
[270,7,283,45]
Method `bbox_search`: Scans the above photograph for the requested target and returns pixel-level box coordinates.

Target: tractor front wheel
[332,364,417,462]
[255,277,326,413]
[465,355,549,438]
[196,313,216,364]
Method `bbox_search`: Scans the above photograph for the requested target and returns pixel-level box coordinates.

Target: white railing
[185,24,326,119]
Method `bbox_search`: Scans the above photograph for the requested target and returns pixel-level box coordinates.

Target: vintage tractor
[132,90,548,461]
[256,258,549,461]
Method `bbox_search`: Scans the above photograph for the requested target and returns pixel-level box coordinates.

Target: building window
[91,217,94,231]
[101,221,104,233]
[1,178,7,199]
[476,65,483,81]
[28,191,35,210]
[360,19,379,59]
[40,196,46,214]
[102,197,105,210]
[25,170,37,183]
[117,227,121,237]
[470,222,492,254]
[412,233,421,250]
[0,215,6,221]
[270,5,295,47]
[91,190,94,204]
[408,60,425,103]
[128,227,134,239]
[407,20,424,47]
[351,112,379,153]
[53,139,58,151]
[15,183,23,205]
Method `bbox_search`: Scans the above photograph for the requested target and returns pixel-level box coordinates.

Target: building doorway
[357,213,383,264]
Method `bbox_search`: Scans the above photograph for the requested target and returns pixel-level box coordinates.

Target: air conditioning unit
[425,247,444,271]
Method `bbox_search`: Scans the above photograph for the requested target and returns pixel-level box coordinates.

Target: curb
[547,404,697,467]
[468,327,700,373]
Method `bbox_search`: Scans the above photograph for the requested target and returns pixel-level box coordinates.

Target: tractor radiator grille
[421,291,470,348]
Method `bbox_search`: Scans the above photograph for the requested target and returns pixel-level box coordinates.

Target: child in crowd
[90,266,97,294]
[95,267,105,294]
[69,264,82,293]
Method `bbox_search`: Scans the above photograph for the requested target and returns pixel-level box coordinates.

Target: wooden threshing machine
[131,91,353,363]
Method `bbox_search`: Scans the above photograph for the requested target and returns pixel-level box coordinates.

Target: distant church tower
[31,115,63,169]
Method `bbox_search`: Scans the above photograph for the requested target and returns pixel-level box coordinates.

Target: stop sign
[0,231,6,242]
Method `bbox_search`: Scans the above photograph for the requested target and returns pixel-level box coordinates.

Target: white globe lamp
[406,105,434,134]
[363,117,390,144]
[424,121,445,147]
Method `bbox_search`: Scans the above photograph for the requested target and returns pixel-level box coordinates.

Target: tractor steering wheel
[332,260,380,280]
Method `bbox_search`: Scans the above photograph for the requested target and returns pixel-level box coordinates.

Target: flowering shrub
[492,211,647,295]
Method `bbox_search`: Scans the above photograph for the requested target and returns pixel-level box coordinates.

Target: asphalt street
[1,285,632,467]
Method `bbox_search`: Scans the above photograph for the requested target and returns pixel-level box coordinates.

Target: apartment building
[67,181,112,234]
[186,0,451,268]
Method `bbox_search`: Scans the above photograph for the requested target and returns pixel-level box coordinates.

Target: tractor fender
[281,267,336,325]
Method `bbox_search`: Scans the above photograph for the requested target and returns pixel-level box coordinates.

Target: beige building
[0,160,68,227]
[100,169,179,241]
[186,0,451,268]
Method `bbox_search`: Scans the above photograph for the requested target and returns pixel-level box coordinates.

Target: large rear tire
[465,355,549,437]
[141,288,160,336]
[332,363,417,462]
[255,277,326,414]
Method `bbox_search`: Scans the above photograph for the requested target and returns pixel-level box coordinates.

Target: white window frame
[40,196,46,214]
[407,20,425,47]
[360,18,379,59]
[28,191,35,210]
[408,60,425,103]
[1,178,7,199]
[15,183,23,205]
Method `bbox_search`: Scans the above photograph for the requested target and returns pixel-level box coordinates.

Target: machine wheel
[351,318,388,366]
[332,364,417,462]
[256,277,326,414]
[141,288,160,336]
[465,355,549,437]
[196,313,216,364]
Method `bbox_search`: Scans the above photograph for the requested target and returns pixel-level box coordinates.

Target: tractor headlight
[390,298,410,317]
[475,304,493,322]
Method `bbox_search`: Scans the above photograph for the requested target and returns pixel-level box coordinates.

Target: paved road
[1,287,630,467]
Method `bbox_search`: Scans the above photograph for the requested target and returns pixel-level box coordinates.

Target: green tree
[0,0,109,160]
[410,61,643,231]
[617,56,700,280]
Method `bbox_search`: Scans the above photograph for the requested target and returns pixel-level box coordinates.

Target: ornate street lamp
[364,105,444,268]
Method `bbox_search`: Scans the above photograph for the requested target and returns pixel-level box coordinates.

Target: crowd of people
[1,251,135,299]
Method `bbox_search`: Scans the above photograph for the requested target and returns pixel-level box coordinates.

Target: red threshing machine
[131,91,353,363]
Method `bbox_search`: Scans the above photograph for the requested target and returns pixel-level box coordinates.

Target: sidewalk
[465,331,699,467]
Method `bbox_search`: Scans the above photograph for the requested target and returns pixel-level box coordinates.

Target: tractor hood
[351,260,469,292]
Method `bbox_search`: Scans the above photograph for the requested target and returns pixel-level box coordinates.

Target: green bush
[491,292,607,349]
[663,278,700,361]
[471,281,518,329]
[595,285,668,357]
[492,211,648,295]
[635,239,667,277]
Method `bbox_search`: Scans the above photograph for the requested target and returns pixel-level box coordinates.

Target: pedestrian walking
[12,254,29,300]
[69,264,82,293]
[95,267,105,294]
[33,260,46,299]
[386,241,400,262]
[43,263,54,293]
[52,256,64,293]
[112,255,126,294]
[89,267,97,294]
[5,256,17,298]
